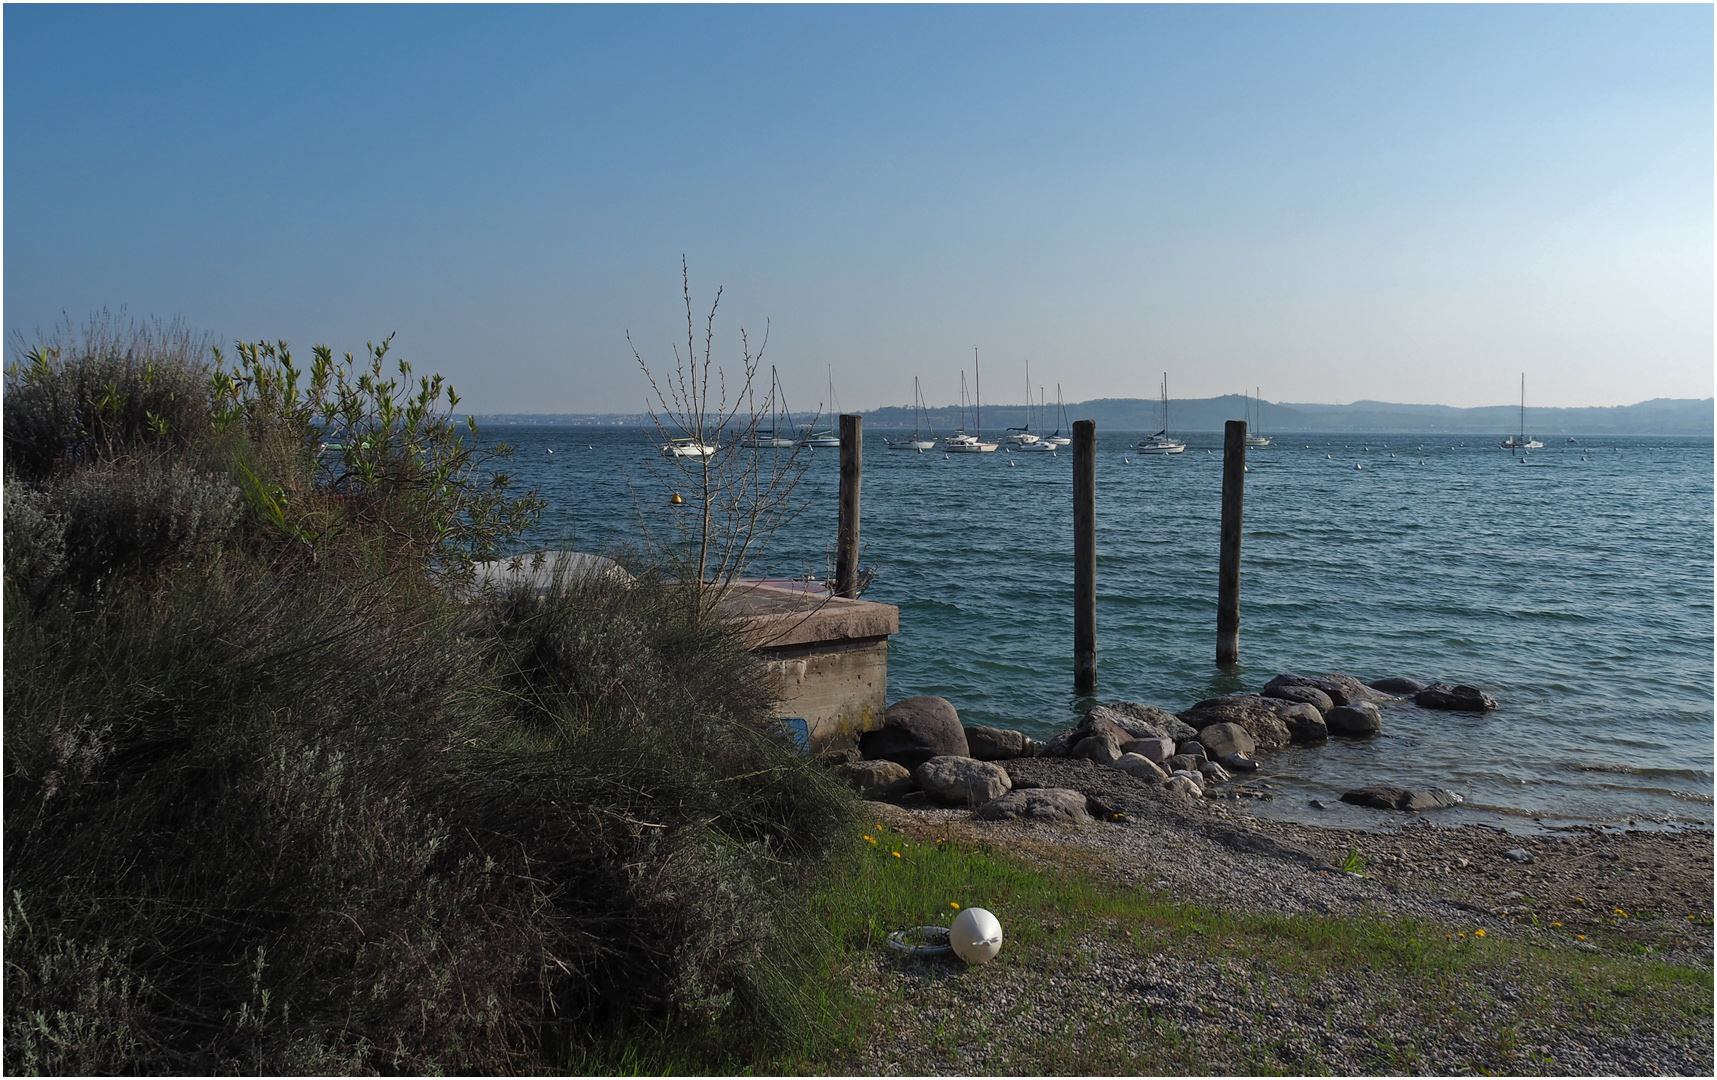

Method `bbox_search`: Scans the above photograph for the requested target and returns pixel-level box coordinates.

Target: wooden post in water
[836,414,862,599]
[1216,419,1247,666]
[1073,419,1097,695]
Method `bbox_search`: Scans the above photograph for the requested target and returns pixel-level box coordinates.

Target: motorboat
[1136,373,1186,455]
[887,376,938,450]
[1499,374,1544,451]
[661,437,717,458]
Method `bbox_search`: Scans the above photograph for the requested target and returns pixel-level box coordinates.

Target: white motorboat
[1016,438,1057,453]
[1136,373,1186,455]
[742,365,799,447]
[943,351,998,453]
[1244,386,1272,447]
[661,437,717,458]
[887,376,938,450]
[1500,374,1544,450]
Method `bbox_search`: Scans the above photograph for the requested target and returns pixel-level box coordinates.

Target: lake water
[485,424,1714,834]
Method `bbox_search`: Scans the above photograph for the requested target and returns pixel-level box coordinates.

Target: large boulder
[1070,730,1125,765]
[1263,673,1392,707]
[1088,702,1192,740]
[1255,698,1329,744]
[1177,695,1292,752]
[1340,785,1464,811]
[1164,753,1204,775]
[860,696,969,769]
[1196,722,1256,760]
[914,755,1012,807]
[964,725,1034,761]
[1262,683,1334,714]
[1368,676,1427,695]
[1122,736,1177,763]
[836,760,915,801]
[1415,682,1498,712]
[1326,701,1383,736]
[976,787,1090,823]
[1112,753,1167,781]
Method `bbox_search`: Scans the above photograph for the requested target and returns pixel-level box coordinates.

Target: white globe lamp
[949,907,1003,965]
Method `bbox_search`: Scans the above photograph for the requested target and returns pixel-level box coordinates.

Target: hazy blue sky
[5,4,1711,413]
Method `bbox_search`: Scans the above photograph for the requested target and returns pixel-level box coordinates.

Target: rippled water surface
[489,425,1714,833]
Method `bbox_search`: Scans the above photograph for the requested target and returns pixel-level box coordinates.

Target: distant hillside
[475,396,1713,436]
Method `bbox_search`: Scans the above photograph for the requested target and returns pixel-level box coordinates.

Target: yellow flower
[1458,932,1466,938]
[1552,922,1562,927]
[1574,896,1584,903]
[1474,929,1486,938]
[1576,934,1586,941]
[892,851,901,859]
[1613,909,1626,917]
[949,902,960,909]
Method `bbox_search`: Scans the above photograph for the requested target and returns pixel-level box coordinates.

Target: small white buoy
[547,448,553,454]
[1390,453,1395,458]
[1355,463,1362,470]
[917,447,923,454]
[588,445,594,450]
[1124,457,1130,464]
[950,907,1003,965]
[1009,459,1016,467]
[1326,454,1332,459]
[944,453,950,460]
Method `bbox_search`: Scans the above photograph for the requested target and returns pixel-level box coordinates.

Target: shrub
[47,462,240,593]
[3,310,214,481]
[2,477,66,601]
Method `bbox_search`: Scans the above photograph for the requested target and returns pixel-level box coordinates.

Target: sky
[4,4,1711,413]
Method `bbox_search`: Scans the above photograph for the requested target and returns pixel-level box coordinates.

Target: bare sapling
[630,259,814,621]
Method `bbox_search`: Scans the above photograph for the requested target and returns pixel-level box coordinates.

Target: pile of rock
[832,671,1498,819]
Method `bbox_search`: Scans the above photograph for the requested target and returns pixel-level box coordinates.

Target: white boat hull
[888,439,936,450]
[1136,441,1185,455]
[662,443,717,457]
[944,441,998,453]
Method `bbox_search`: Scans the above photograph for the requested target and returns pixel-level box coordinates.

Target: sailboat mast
[974,346,982,440]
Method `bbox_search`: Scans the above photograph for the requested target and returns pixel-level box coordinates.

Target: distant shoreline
[469,395,1714,437]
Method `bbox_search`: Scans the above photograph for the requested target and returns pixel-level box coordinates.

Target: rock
[1122,736,1177,763]
[1368,676,1427,695]
[1195,722,1255,760]
[1257,699,1328,743]
[1220,751,1259,773]
[817,745,861,765]
[1087,702,1188,740]
[860,696,969,769]
[1339,785,1464,811]
[1504,847,1534,864]
[963,725,1034,761]
[1415,682,1499,712]
[1263,673,1393,707]
[1164,753,1204,775]
[1198,760,1233,783]
[1308,799,1326,810]
[1177,695,1292,752]
[1039,729,1080,757]
[1112,753,1166,781]
[1162,774,1203,800]
[1169,769,1205,794]
[1176,740,1209,761]
[836,760,914,800]
[914,755,1012,807]
[1071,731,1124,765]
[976,787,1090,823]
[1325,702,1383,736]
[1262,683,1334,713]
[897,790,931,809]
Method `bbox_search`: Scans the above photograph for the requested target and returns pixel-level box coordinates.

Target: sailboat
[1017,385,1058,451]
[1005,361,1040,445]
[797,366,843,448]
[1499,374,1544,451]
[944,348,999,453]
[1044,384,1072,446]
[1244,387,1272,447]
[887,377,938,450]
[742,366,798,448]
[1136,374,1186,455]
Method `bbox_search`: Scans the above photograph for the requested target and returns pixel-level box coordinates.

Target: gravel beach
[844,759,1713,1076]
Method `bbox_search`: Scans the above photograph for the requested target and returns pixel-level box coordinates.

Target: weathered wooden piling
[1073,419,1097,695]
[1217,418,1247,665]
[836,413,862,599]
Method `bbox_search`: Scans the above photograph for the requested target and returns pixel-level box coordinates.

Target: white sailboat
[1016,385,1058,451]
[742,365,799,448]
[887,376,938,450]
[1244,387,1272,447]
[797,366,843,448]
[1136,374,1186,455]
[1044,384,1072,446]
[1499,374,1544,451]
[1005,361,1040,445]
[944,349,999,453]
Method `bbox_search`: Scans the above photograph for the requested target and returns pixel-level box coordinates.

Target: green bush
[3,316,856,1074]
